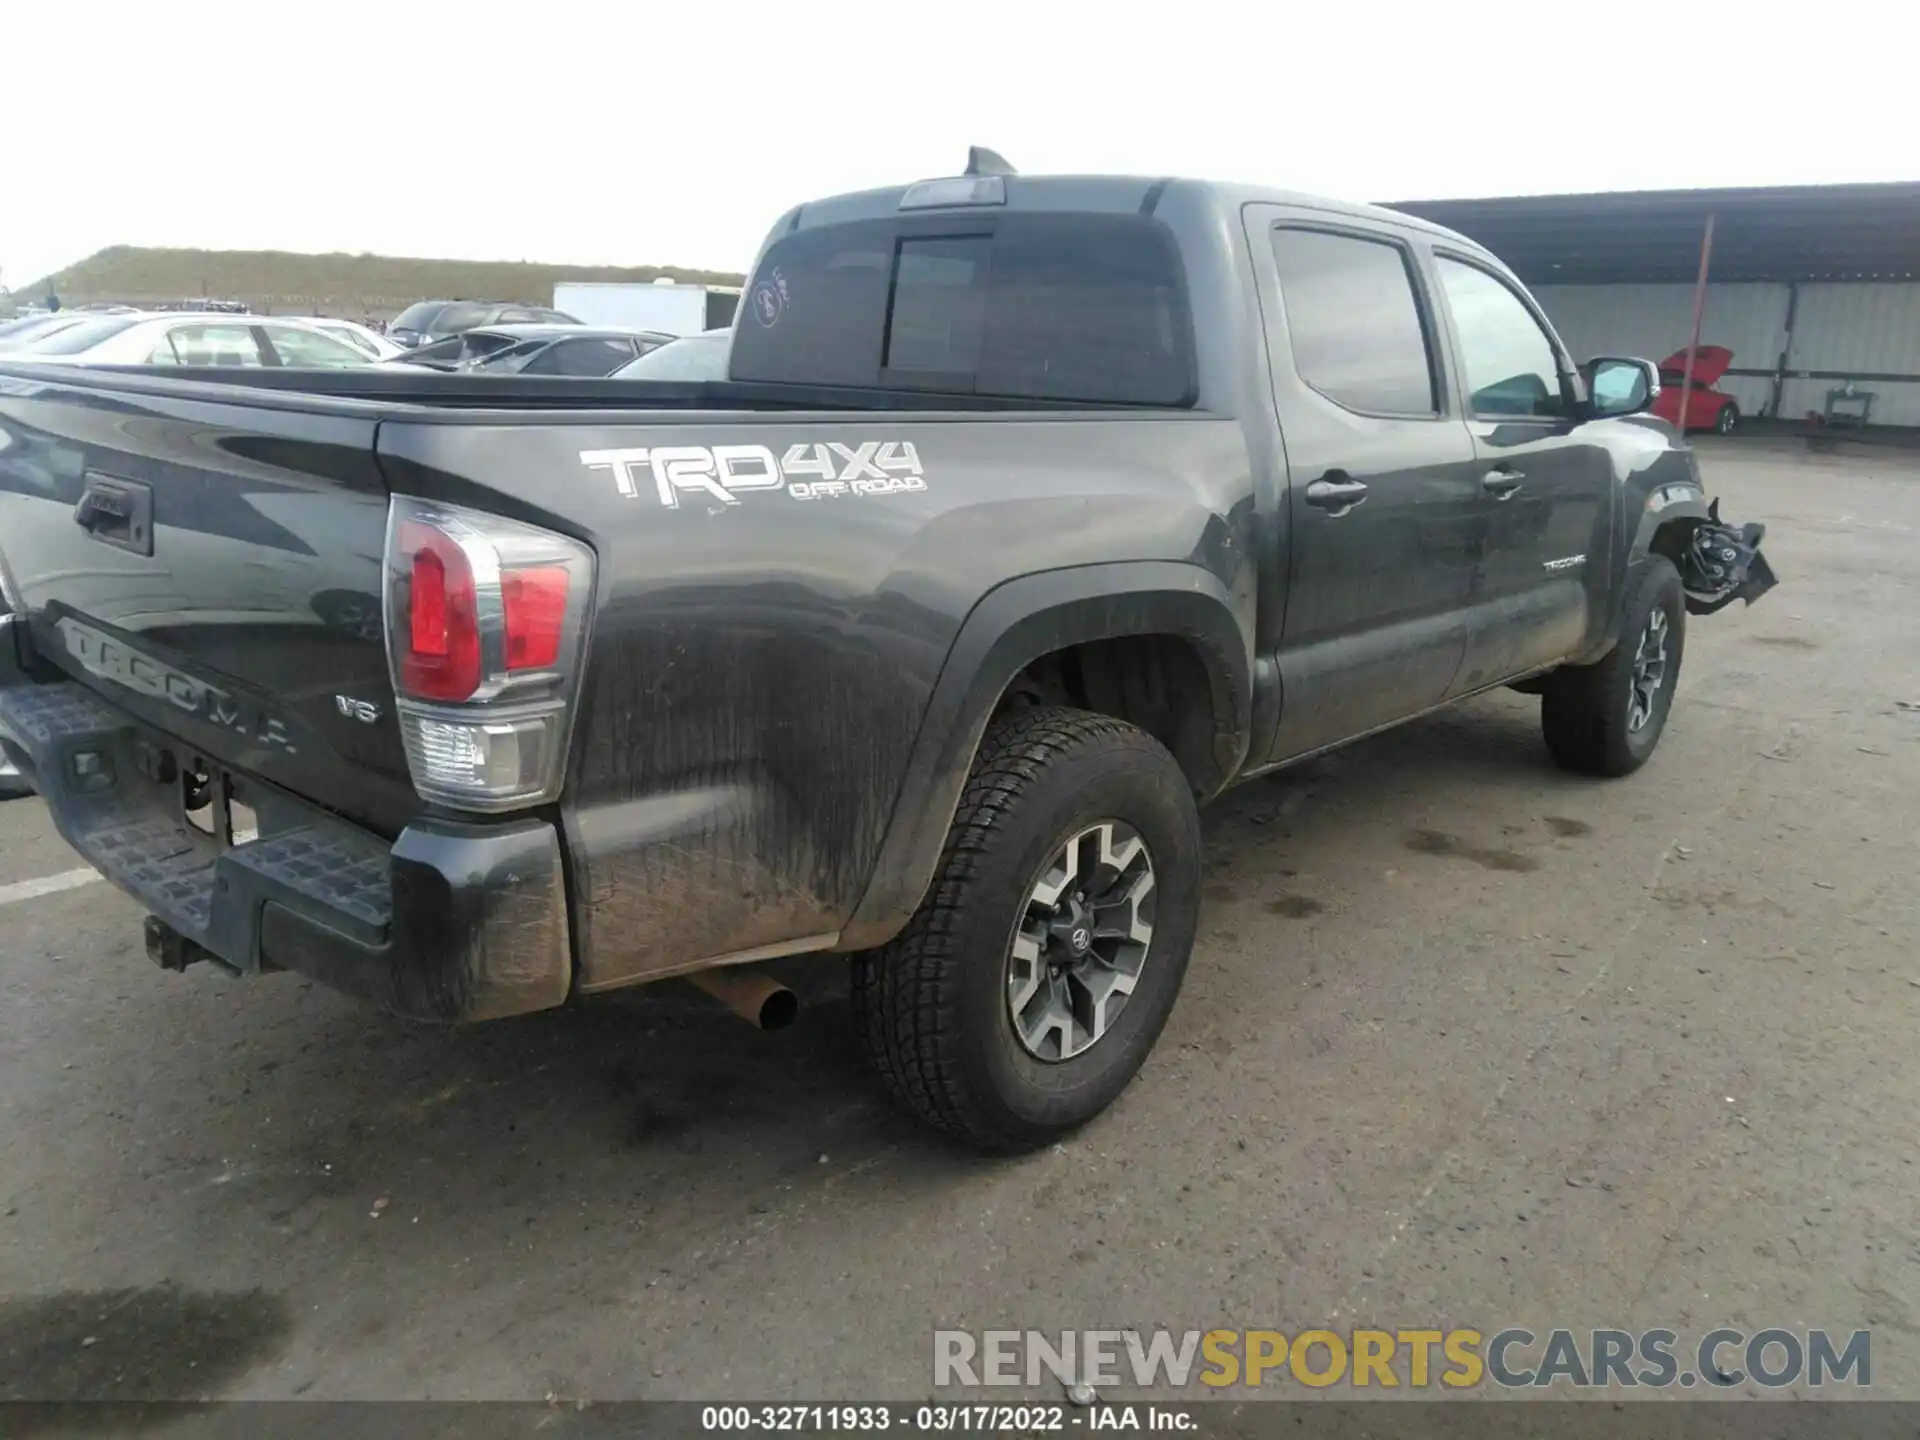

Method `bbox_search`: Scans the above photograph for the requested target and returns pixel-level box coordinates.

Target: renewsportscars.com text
[933,1327,1871,1390]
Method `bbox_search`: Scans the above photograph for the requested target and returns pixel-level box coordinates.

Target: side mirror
[1583,356,1660,418]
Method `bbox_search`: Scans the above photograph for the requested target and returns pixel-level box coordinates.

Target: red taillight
[502,565,569,671]
[384,496,594,813]
[398,519,481,701]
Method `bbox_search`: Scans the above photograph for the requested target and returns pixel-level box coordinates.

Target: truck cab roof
[733,168,1501,412]
[782,172,1476,249]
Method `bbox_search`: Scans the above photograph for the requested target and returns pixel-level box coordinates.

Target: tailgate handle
[74,474,154,557]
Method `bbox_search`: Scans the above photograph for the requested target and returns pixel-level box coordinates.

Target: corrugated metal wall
[1532,283,1788,416]
[1532,280,1920,427]
[1780,284,1920,427]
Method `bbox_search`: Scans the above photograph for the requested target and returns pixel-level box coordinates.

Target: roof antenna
[964,146,1017,178]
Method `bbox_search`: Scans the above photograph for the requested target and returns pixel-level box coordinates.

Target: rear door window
[729,212,1195,405]
[260,325,370,368]
[1270,227,1438,417]
[164,324,266,367]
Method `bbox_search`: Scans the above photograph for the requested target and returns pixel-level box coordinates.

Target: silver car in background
[302,318,405,361]
[11,313,382,368]
[609,327,733,380]
[0,313,100,353]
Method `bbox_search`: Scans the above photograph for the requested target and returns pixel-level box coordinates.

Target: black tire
[1715,403,1739,435]
[850,706,1202,1153]
[1540,556,1686,777]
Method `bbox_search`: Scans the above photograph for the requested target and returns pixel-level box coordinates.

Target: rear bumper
[0,668,572,1023]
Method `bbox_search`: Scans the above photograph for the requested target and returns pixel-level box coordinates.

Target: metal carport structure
[1389,182,1920,427]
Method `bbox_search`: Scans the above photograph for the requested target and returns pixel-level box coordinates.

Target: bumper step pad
[0,681,392,972]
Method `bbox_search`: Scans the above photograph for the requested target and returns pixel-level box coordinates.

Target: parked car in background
[386,300,580,349]
[1651,346,1740,433]
[467,325,673,377]
[12,314,385,368]
[609,326,732,381]
[382,327,525,371]
[0,313,100,352]
[302,318,405,361]
[387,325,666,375]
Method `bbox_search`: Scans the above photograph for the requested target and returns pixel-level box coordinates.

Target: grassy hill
[19,246,747,319]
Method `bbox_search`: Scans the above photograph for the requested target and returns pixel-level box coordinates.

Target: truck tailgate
[0,373,417,837]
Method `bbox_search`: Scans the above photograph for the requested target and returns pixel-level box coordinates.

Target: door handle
[1481,468,1524,498]
[73,474,155,556]
[1305,477,1370,513]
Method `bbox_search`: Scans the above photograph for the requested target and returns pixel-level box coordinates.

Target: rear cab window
[729,211,1196,406]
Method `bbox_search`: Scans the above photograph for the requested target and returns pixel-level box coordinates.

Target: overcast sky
[6,0,1913,290]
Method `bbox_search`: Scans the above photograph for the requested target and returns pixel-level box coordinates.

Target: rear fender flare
[840,562,1251,950]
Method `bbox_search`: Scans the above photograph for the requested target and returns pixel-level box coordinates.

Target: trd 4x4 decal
[581,441,926,508]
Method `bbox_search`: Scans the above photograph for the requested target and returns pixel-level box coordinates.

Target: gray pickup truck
[0,154,1773,1152]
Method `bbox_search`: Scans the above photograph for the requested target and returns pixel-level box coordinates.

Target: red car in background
[1650,345,1740,434]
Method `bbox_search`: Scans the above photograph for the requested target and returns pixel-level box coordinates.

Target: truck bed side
[0,369,1258,1002]
[374,407,1256,987]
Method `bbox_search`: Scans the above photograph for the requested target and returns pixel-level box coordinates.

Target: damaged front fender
[1682,499,1779,616]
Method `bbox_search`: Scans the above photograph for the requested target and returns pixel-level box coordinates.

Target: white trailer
[551,281,739,336]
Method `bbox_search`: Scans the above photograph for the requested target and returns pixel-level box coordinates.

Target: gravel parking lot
[1,438,1915,1405]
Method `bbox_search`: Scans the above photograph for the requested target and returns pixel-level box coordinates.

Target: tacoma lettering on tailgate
[56,617,298,754]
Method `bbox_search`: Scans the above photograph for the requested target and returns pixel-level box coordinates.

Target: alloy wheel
[1627,608,1671,732]
[1005,820,1156,1062]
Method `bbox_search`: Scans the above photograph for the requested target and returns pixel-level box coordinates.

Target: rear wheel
[850,707,1202,1152]
[1540,556,1686,777]
[1715,402,1739,435]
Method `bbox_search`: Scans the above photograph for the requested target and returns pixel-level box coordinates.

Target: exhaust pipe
[689,966,798,1031]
